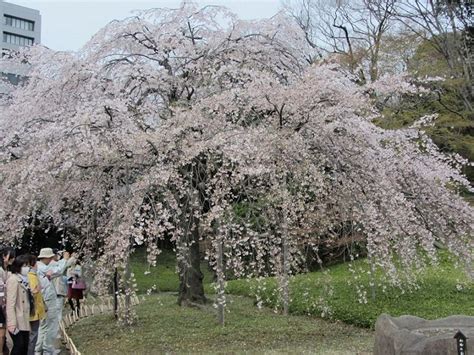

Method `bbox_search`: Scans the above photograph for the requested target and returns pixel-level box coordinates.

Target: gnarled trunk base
[177,228,206,306]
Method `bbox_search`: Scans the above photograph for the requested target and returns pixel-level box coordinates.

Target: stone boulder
[374,314,474,355]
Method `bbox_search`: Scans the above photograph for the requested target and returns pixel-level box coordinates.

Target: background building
[1,0,41,94]
[1,0,41,51]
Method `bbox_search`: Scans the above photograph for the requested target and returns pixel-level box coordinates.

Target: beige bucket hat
[38,247,55,258]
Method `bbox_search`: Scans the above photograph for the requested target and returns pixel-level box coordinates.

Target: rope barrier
[60,295,141,354]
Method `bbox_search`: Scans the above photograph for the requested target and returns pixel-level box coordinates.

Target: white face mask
[21,266,30,276]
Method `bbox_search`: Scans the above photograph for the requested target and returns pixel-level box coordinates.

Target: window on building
[1,48,11,58]
[2,32,34,46]
[1,72,24,86]
[1,48,18,59]
[4,15,35,31]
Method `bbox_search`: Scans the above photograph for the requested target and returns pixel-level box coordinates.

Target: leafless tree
[283,0,398,83]
[394,0,473,111]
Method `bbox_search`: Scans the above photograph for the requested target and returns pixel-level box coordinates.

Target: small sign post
[454,330,468,355]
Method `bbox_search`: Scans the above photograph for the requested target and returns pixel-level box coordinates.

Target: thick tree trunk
[177,158,208,306]
[178,220,206,306]
[124,258,132,322]
[281,207,290,316]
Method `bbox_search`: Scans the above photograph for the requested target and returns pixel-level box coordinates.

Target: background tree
[394,0,473,111]
[283,0,473,189]
[283,0,399,82]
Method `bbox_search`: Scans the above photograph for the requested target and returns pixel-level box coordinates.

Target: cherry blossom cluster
[0,2,472,317]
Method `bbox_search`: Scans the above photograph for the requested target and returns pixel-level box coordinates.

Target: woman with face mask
[0,247,15,355]
[6,255,31,355]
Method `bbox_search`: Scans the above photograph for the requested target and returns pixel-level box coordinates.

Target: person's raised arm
[45,253,76,280]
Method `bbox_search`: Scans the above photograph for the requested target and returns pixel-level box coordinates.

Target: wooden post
[281,204,290,316]
[113,267,119,319]
[454,330,467,355]
[216,234,225,326]
[281,232,289,316]
[370,259,376,302]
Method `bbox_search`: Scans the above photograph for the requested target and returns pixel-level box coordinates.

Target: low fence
[60,295,141,355]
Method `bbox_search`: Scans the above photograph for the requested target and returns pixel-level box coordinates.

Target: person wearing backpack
[26,255,46,355]
[6,255,32,355]
[0,246,15,355]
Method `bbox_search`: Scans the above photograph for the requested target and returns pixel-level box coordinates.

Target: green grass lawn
[132,249,473,328]
[69,250,471,353]
[225,257,473,328]
[70,293,374,354]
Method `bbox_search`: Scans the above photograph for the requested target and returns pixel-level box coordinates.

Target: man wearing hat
[35,248,75,355]
[51,249,68,347]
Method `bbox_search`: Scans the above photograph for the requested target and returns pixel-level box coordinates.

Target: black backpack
[27,287,35,316]
[19,279,35,316]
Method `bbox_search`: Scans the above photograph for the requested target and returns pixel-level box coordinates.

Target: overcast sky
[6,0,283,51]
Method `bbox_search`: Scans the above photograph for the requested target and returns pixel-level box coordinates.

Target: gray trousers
[28,320,40,355]
[35,299,58,355]
[56,296,65,337]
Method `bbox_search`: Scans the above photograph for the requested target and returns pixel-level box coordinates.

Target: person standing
[51,250,68,349]
[0,247,15,355]
[6,255,31,355]
[26,255,46,355]
[35,248,75,355]
[67,263,85,315]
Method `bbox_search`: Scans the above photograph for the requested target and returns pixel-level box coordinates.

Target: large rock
[374,314,474,355]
